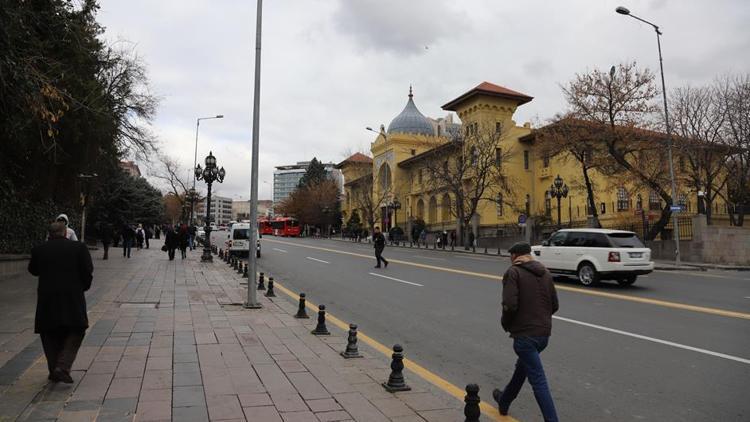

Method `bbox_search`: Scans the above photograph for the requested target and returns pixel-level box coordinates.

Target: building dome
[387,87,435,136]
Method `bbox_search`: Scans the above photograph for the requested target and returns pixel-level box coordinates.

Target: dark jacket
[165,229,179,249]
[100,223,113,245]
[373,232,386,250]
[501,257,559,337]
[122,225,135,241]
[28,238,93,333]
[178,225,189,249]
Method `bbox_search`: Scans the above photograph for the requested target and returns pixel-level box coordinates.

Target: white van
[227,223,261,258]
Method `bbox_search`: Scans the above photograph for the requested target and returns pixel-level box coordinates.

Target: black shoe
[52,368,73,384]
[492,389,508,416]
[374,265,381,268]
[384,261,388,268]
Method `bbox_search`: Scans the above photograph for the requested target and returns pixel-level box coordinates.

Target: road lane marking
[273,248,288,253]
[411,255,445,261]
[306,257,330,264]
[270,279,515,422]
[265,239,750,321]
[369,272,423,287]
[554,316,750,365]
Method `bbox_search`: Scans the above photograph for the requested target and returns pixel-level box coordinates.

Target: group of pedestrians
[163,223,191,260]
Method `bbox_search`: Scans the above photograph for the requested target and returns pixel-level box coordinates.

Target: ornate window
[416,199,425,219]
[636,194,643,211]
[428,196,438,223]
[617,187,630,211]
[496,193,504,217]
[649,191,661,211]
[378,164,392,192]
[544,191,551,217]
[441,194,451,221]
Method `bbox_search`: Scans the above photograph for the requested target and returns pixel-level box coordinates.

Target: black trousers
[375,248,388,267]
[168,248,176,260]
[40,328,85,375]
[102,243,110,260]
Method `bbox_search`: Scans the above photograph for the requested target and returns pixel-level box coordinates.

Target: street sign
[670,205,682,212]
[518,214,527,224]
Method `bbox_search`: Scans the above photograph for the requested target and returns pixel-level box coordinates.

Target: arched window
[636,194,643,210]
[378,164,392,192]
[428,196,438,223]
[617,187,630,211]
[441,194,451,221]
[649,191,661,211]
[416,198,425,219]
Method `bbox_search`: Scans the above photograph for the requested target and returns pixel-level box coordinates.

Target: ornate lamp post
[195,151,225,262]
[550,175,569,227]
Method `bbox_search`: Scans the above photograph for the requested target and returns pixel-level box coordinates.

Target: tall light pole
[245,0,263,309]
[195,151,225,262]
[616,6,681,266]
[549,175,569,228]
[191,115,224,225]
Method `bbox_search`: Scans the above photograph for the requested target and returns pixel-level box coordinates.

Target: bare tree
[717,74,750,226]
[670,85,730,225]
[148,154,202,221]
[417,123,515,246]
[562,61,679,240]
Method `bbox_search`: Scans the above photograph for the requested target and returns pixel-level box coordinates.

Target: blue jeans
[498,336,558,422]
[122,239,132,258]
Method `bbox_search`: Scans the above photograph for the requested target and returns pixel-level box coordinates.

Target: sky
[96,0,750,201]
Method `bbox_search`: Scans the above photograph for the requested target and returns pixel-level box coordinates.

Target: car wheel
[617,275,637,286]
[577,262,600,287]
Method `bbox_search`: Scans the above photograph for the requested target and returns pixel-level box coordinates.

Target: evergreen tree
[297,158,329,188]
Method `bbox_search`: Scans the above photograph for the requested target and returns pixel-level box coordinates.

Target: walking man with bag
[28,222,93,383]
[372,226,388,268]
[493,242,559,422]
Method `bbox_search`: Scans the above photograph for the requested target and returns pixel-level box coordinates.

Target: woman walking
[164,226,178,261]
[178,224,189,259]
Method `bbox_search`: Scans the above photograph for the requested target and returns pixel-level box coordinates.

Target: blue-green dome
[387,88,434,136]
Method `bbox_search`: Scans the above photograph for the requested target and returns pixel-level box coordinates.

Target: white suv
[531,229,653,286]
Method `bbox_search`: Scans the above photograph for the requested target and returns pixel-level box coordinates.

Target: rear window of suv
[233,229,250,240]
[607,232,645,248]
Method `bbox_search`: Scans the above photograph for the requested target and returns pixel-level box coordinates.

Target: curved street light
[191,115,224,224]
[195,151,226,262]
[549,175,569,228]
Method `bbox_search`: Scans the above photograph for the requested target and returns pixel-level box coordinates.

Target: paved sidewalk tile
[0,243,466,422]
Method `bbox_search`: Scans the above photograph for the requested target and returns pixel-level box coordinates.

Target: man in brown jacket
[493,242,559,422]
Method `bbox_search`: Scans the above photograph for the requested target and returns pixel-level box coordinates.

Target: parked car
[226,223,261,258]
[531,228,653,286]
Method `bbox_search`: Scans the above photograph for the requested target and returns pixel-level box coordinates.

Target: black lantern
[549,175,569,227]
[195,151,226,262]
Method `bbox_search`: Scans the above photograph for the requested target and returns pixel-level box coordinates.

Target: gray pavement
[256,236,750,422]
[0,241,473,422]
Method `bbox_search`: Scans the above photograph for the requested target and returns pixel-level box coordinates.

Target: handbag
[161,244,168,252]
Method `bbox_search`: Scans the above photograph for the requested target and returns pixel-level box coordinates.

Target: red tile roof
[335,152,373,168]
[442,81,533,111]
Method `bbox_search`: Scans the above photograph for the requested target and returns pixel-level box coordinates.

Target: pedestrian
[450,230,456,247]
[178,224,189,259]
[121,223,135,258]
[164,226,178,260]
[468,231,476,251]
[145,226,152,249]
[493,242,559,421]
[436,234,441,249]
[28,222,93,383]
[135,224,144,249]
[419,229,426,247]
[372,226,388,268]
[52,214,78,241]
[442,230,448,249]
[154,225,161,239]
[99,222,113,260]
[188,224,197,250]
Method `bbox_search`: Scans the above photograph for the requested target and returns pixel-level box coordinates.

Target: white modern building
[196,194,233,226]
[273,161,343,206]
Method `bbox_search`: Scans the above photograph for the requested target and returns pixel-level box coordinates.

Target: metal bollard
[382,344,411,392]
[237,260,244,274]
[340,323,362,358]
[218,249,223,259]
[242,263,248,278]
[464,384,481,422]
[257,272,266,291]
[311,305,330,335]
[265,277,276,297]
[294,293,309,318]
[484,246,488,254]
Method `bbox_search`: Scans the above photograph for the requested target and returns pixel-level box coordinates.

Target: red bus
[258,218,273,236]
[271,217,301,237]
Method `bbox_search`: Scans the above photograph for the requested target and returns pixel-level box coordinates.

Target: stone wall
[0,255,30,280]
[648,216,750,265]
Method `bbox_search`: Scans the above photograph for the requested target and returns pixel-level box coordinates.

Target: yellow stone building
[338,82,731,243]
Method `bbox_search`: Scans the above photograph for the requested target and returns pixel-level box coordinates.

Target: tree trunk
[646,206,672,240]
[581,165,601,227]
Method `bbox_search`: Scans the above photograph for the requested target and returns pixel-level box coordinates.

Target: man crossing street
[372,226,388,268]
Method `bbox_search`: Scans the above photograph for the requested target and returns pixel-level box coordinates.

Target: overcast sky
[97,0,749,201]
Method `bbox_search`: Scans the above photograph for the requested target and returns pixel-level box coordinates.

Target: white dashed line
[306,257,330,264]
[554,315,750,365]
[273,248,288,253]
[369,272,423,287]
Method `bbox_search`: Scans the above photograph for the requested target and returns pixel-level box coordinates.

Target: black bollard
[237,260,243,274]
[382,344,411,392]
[464,384,481,422]
[257,272,266,291]
[451,245,455,251]
[311,305,330,335]
[294,293,309,319]
[218,249,223,259]
[242,263,248,278]
[265,277,276,297]
[340,324,362,358]
[484,246,488,254]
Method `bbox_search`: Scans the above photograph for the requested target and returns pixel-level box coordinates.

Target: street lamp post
[616,5,681,266]
[191,115,224,225]
[550,175,569,228]
[389,199,401,241]
[195,151,225,262]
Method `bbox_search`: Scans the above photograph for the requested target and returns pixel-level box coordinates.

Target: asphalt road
[253,236,750,421]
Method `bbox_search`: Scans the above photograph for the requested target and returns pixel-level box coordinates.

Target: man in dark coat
[493,242,559,421]
[121,223,135,258]
[164,226,179,260]
[372,226,388,268]
[28,222,93,383]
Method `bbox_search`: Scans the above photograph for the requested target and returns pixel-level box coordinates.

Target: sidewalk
[0,241,478,422]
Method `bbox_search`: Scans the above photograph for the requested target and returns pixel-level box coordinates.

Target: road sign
[518,214,527,224]
[670,205,682,212]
